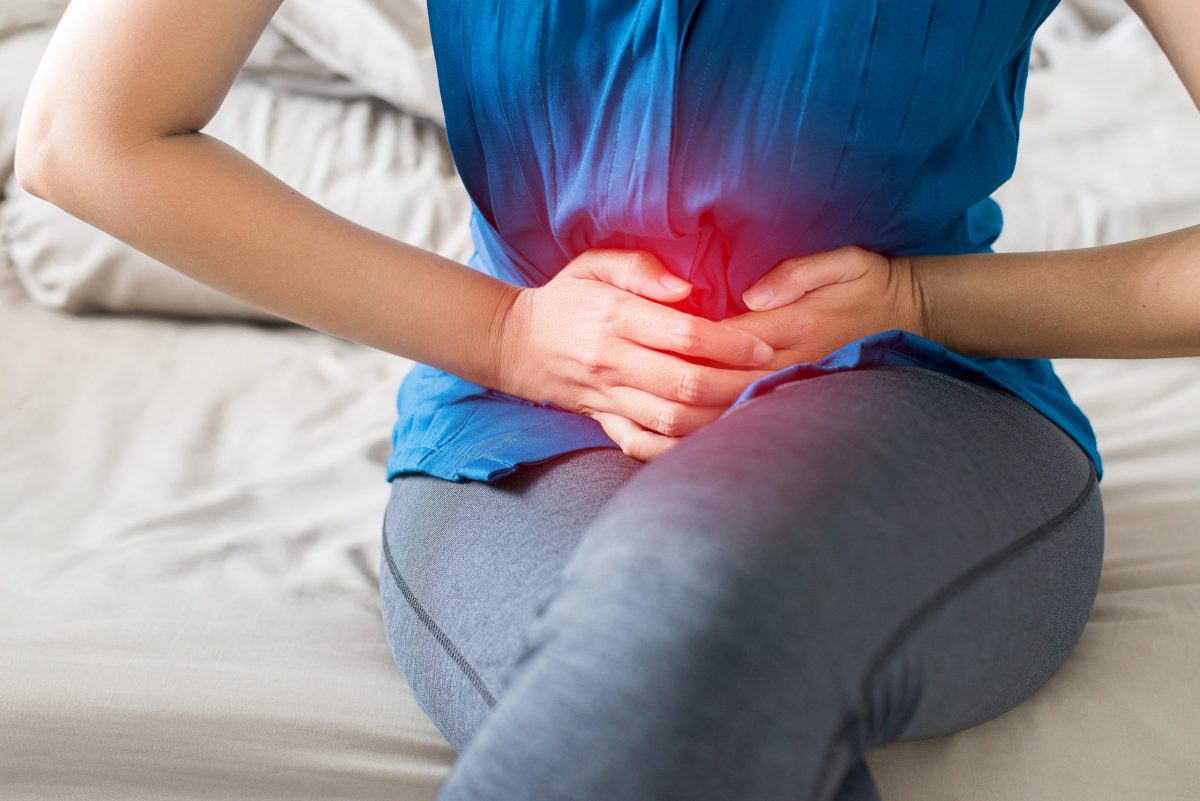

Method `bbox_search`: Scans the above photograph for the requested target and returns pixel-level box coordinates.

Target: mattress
[3,256,1199,801]
[2,3,1199,799]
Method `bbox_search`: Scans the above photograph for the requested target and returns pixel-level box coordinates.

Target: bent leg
[379,447,641,753]
[432,366,1104,801]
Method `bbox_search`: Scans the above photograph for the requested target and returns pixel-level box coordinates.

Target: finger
[742,246,872,311]
[569,249,694,303]
[613,296,774,367]
[718,309,775,338]
[611,342,773,405]
[592,411,680,462]
[599,385,725,437]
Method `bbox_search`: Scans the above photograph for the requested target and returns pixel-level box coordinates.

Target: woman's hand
[492,250,777,460]
[722,246,929,370]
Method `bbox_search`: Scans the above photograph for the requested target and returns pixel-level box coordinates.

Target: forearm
[23,130,518,386]
[913,224,1200,359]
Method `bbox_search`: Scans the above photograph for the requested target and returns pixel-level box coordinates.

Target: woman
[16,1,1198,798]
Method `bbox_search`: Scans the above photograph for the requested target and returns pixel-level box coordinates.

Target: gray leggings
[379,365,1104,801]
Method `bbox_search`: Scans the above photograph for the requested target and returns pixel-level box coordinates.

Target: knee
[540,501,865,685]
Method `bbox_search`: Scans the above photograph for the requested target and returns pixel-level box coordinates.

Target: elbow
[13,141,59,203]
[13,101,119,208]
[13,134,49,202]
[13,103,67,203]
[15,103,166,214]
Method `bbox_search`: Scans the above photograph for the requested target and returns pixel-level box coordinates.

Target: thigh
[379,447,641,753]
[548,364,1104,750]
[420,365,1104,801]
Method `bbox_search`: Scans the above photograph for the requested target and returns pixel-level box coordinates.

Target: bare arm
[14,0,515,387]
[912,0,1200,360]
[1126,0,1200,109]
[913,225,1200,359]
[13,0,774,459]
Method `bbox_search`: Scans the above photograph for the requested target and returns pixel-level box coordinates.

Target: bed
[1,2,1198,799]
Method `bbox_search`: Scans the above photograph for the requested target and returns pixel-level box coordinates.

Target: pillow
[1031,0,1158,69]
[0,0,66,37]
[2,68,473,320]
[239,24,372,102]
[269,0,444,124]
[993,43,1200,254]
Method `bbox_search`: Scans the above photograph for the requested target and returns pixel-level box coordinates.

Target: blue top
[387,0,1102,483]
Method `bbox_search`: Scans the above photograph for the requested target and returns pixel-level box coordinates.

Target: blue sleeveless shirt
[386,0,1102,483]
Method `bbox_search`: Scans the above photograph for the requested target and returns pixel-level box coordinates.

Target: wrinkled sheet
[3,256,1198,801]
[3,3,1200,800]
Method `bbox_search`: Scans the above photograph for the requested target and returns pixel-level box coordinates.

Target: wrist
[904,254,945,348]
[890,254,934,343]
[483,283,532,395]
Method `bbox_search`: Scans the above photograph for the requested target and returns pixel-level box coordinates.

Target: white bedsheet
[3,256,1198,801]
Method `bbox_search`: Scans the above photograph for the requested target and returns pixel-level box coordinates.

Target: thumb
[742,246,870,311]
[569,249,693,302]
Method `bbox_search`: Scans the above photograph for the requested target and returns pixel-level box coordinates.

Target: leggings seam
[381,520,499,709]
[863,459,1099,706]
[810,459,1100,799]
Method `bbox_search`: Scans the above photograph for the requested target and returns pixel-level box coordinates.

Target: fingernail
[743,286,774,309]
[660,274,690,293]
[752,341,774,365]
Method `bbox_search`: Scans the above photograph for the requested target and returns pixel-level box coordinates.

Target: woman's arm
[733,0,1200,363]
[913,225,1200,359]
[15,0,773,458]
[1126,0,1200,109]
[914,0,1200,360]
[14,0,517,386]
